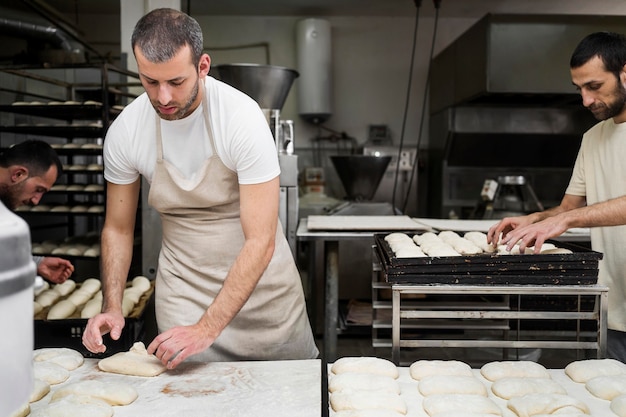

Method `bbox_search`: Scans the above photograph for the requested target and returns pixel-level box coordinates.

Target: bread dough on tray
[331,356,399,379]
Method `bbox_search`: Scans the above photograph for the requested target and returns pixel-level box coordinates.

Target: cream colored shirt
[566,118,626,331]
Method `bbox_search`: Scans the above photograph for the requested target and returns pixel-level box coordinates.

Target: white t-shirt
[566,118,626,331]
[104,76,279,185]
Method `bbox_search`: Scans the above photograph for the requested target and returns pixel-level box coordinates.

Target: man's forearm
[100,229,134,312]
[560,195,626,229]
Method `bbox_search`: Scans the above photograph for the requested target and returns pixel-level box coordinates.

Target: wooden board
[306,215,427,231]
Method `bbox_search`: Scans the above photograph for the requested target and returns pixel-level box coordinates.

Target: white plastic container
[0,201,35,417]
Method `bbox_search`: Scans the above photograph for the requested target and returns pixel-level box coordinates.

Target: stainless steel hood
[430,14,626,114]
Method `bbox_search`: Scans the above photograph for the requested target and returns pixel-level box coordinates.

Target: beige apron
[148,84,318,362]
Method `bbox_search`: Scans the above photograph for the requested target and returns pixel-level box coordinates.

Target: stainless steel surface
[213,64,299,111]
[391,283,608,366]
[430,14,626,113]
[330,155,391,201]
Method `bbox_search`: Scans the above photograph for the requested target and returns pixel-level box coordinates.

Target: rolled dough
[33,361,70,385]
[331,357,399,379]
[52,380,137,405]
[98,342,167,377]
[418,375,487,397]
[33,347,84,371]
[409,360,473,380]
[585,374,626,400]
[329,372,400,394]
[612,393,626,417]
[491,377,566,400]
[422,394,503,416]
[330,391,407,414]
[565,358,626,383]
[47,299,77,320]
[507,393,590,417]
[480,360,549,381]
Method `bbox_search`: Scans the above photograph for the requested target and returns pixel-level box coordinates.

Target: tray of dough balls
[33,275,154,358]
[375,231,603,285]
[328,356,626,417]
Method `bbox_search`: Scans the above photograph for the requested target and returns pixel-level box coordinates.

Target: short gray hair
[131,8,204,67]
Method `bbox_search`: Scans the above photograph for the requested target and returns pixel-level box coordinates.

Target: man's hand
[147,322,215,369]
[82,311,125,354]
[38,257,74,284]
[486,215,534,249]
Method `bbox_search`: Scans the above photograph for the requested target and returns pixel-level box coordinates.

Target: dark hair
[131,8,204,68]
[570,32,626,79]
[0,140,63,178]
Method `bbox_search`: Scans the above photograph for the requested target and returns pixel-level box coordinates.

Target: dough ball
[33,348,84,371]
[66,289,92,306]
[33,361,70,385]
[329,372,400,394]
[29,379,50,403]
[565,358,626,383]
[47,299,77,320]
[422,394,502,416]
[331,357,399,379]
[418,375,487,397]
[409,360,473,380]
[132,275,152,292]
[330,391,406,414]
[491,377,566,400]
[52,380,137,406]
[52,280,76,296]
[480,360,549,381]
[80,278,101,295]
[585,374,626,400]
[98,342,167,377]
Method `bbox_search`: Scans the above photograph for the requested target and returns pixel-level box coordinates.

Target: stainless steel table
[391,283,609,365]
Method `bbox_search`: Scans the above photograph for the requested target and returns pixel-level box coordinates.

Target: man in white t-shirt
[82,8,318,368]
[487,32,626,362]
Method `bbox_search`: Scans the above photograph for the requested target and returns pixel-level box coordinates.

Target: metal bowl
[330,155,391,201]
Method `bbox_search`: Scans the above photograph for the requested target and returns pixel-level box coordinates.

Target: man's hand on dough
[147,323,215,369]
[82,312,125,354]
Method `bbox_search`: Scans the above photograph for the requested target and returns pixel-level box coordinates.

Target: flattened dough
[491,377,566,400]
[409,360,473,380]
[612,394,626,417]
[33,347,84,371]
[329,372,400,394]
[330,391,407,414]
[565,358,626,383]
[418,375,487,397]
[30,394,113,417]
[52,380,137,405]
[29,379,50,402]
[331,357,399,379]
[33,361,70,385]
[422,394,502,416]
[98,342,166,377]
[480,361,549,381]
[507,393,589,417]
[586,374,626,400]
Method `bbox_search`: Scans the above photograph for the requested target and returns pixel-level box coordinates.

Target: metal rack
[390,282,608,366]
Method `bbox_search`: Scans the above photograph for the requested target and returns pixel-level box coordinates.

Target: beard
[151,79,200,121]
[589,82,626,121]
[0,182,25,211]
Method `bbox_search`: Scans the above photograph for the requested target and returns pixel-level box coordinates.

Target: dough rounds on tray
[565,358,626,383]
[98,341,166,377]
[480,360,549,381]
[585,374,626,400]
[409,359,473,380]
[331,356,399,379]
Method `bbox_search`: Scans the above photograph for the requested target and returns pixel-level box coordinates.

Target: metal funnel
[330,155,391,201]
[213,63,299,110]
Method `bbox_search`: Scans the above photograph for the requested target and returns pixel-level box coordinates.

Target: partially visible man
[487,32,626,361]
[0,140,74,284]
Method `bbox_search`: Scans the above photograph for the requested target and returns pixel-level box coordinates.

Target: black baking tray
[374,233,603,285]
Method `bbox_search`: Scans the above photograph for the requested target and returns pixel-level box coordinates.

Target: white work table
[29,359,322,416]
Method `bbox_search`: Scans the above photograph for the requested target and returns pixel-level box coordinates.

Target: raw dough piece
[33,361,70,385]
[329,373,400,394]
[422,394,502,416]
[331,357,399,379]
[47,299,77,320]
[612,394,626,417]
[409,360,473,380]
[66,288,93,306]
[491,377,566,400]
[507,393,589,417]
[334,410,406,417]
[132,275,152,292]
[52,279,76,296]
[330,391,406,414]
[8,403,29,417]
[30,394,113,417]
[418,375,487,397]
[480,361,549,381]
[585,374,626,400]
[52,380,137,405]
[33,301,43,315]
[81,297,102,318]
[80,278,101,295]
[565,358,626,383]
[123,286,144,304]
[122,296,135,316]
[33,347,84,371]
[98,342,167,377]
[29,378,50,402]
[428,413,501,417]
